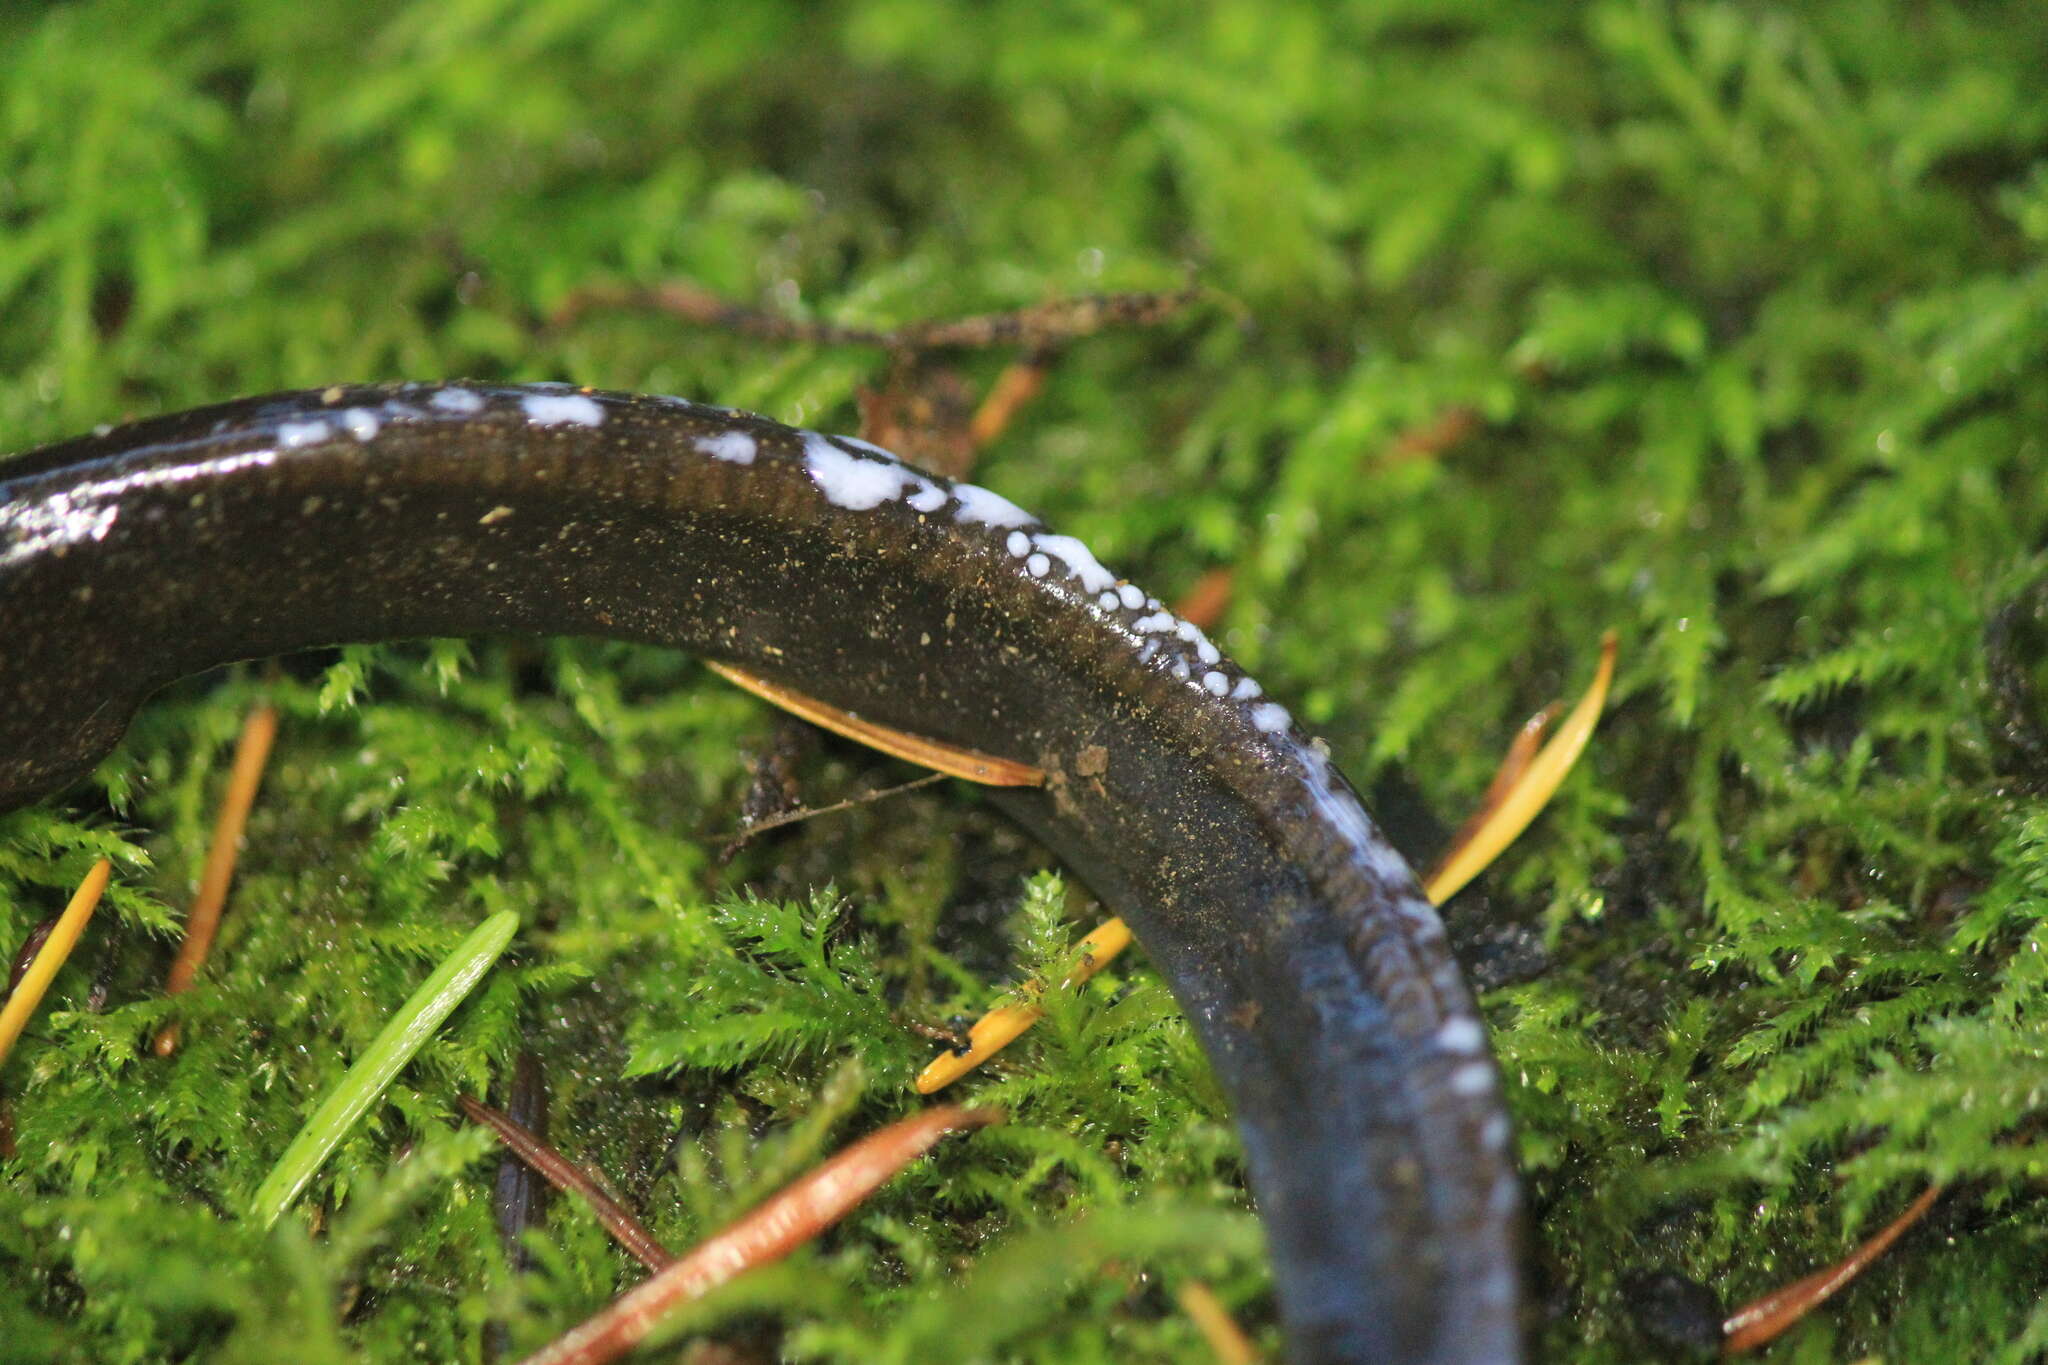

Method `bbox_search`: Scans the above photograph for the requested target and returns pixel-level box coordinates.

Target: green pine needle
[249,910,519,1228]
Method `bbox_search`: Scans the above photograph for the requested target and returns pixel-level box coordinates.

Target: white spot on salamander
[340,408,381,441]
[700,413,1343,781]
[520,392,605,427]
[1450,1062,1495,1097]
[1028,532,1116,593]
[951,482,1036,529]
[803,432,912,510]
[277,421,331,449]
[1436,1017,1486,1054]
[1250,702,1292,734]
[479,505,514,526]
[695,430,757,465]
[1176,617,1222,664]
[431,388,486,414]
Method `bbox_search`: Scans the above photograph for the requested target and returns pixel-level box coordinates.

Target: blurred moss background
[3,1,2048,1360]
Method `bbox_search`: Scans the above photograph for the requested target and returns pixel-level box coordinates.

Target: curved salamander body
[0,383,1521,1363]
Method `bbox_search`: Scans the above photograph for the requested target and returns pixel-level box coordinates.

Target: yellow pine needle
[1423,630,1617,904]
[1178,1281,1262,1365]
[917,631,1619,1093]
[0,859,112,1066]
[705,661,1044,787]
[915,917,1131,1093]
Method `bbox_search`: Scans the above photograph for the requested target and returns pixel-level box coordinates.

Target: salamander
[0,382,1522,1364]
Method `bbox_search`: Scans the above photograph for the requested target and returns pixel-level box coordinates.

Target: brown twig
[1721,1183,1944,1353]
[517,1106,1001,1365]
[155,701,279,1056]
[558,282,1200,481]
[720,773,948,854]
[461,1095,675,1273]
[552,282,1199,357]
[886,289,1200,353]
[550,280,881,344]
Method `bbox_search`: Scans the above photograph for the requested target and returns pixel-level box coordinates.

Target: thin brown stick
[550,280,892,346]
[553,282,1199,357]
[517,1106,1002,1365]
[155,701,279,1056]
[1721,1183,1943,1353]
[721,773,948,854]
[890,290,1199,352]
[461,1095,675,1273]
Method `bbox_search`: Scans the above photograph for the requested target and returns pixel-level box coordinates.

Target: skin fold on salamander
[0,382,1522,1365]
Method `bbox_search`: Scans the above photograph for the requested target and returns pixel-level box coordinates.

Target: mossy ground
[4,3,2048,1361]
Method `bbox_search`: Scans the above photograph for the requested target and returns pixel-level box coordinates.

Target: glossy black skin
[0,384,1522,1364]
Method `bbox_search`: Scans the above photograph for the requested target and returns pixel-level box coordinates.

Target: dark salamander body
[0,383,1521,1364]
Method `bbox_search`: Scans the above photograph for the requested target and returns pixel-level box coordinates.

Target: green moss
[4,2,2048,1359]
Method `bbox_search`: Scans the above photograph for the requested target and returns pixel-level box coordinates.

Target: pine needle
[251,910,520,1227]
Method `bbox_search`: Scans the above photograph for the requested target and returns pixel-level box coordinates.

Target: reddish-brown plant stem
[1722,1183,1944,1353]
[155,700,279,1056]
[460,1095,675,1273]
[517,1106,1001,1365]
